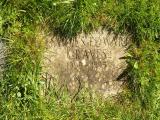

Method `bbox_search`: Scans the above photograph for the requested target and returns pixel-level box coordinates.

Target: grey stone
[42,29,131,97]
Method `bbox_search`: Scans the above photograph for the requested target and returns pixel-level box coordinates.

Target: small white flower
[53,3,57,6]
[93,3,97,6]
[17,92,21,97]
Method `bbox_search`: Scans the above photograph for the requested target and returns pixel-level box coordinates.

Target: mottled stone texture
[42,29,130,97]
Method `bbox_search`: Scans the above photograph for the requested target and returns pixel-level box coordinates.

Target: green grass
[0,0,160,119]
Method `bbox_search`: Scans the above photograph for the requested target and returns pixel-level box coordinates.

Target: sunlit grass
[0,0,160,119]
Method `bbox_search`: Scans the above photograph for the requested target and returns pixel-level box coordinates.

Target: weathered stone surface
[42,29,131,97]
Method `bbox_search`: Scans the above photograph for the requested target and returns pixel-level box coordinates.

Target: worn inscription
[43,30,130,97]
